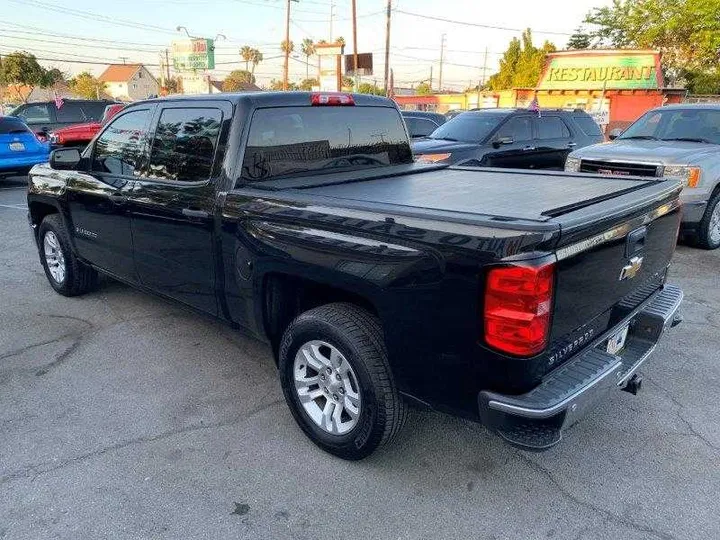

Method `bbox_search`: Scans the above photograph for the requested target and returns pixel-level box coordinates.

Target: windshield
[241,106,413,183]
[0,117,31,135]
[429,111,507,143]
[620,109,720,144]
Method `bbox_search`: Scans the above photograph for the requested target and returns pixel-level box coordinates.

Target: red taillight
[311,93,355,106]
[483,262,555,357]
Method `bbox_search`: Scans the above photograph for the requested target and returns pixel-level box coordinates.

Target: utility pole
[165,49,171,86]
[383,0,392,94]
[160,51,166,88]
[429,65,433,89]
[329,1,335,41]
[438,34,446,92]
[478,46,488,108]
[351,0,358,86]
[119,56,128,64]
[283,0,291,90]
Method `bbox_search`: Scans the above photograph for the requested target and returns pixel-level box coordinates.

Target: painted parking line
[0,204,28,210]
[0,187,27,191]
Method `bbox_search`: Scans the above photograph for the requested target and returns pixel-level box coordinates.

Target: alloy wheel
[43,231,66,284]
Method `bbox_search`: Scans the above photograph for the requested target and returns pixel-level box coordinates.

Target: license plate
[9,142,25,152]
[606,325,629,355]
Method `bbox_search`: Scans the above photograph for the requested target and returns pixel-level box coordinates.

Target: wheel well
[263,273,378,359]
[29,202,59,232]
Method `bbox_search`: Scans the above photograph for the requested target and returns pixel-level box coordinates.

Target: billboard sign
[344,53,373,76]
[538,50,663,90]
[172,39,215,71]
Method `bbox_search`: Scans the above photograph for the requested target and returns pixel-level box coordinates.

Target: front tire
[38,214,98,296]
[278,303,407,460]
[696,191,720,250]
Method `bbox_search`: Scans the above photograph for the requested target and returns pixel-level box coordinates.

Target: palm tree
[250,48,263,78]
[281,40,294,55]
[240,45,254,72]
[301,38,315,80]
[336,36,346,48]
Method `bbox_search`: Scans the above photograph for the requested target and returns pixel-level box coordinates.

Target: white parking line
[0,187,26,191]
[0,204,28,210]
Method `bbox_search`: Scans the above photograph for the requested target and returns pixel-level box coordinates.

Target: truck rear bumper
[478,284,683,451]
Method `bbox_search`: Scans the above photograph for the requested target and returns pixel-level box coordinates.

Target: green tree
[357,82,383,95]
[1,51,48,102]
[487,30,555,90]
[584,0,720,91]
[240,45,254,72]
[250,48,263,77]
[42,68,65,87]
[269,79,297,91]
[336,37,346,48]
[341,76,354,90]
[301,38,315,80]
[69,72,105,99]
[415,82,432,95]
[281,40,294,55]
[222,70,255,91]
[299,78,319,91]
[566,27,592,49]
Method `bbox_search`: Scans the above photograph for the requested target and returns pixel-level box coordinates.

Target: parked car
[445,109,466,120]
[10,99,119,139]
[49,103,125,149]
[413,108,604,169]
[28,92,683,459]
[401,111,447,138]
[566,104,720,249]
[0,116,50,177]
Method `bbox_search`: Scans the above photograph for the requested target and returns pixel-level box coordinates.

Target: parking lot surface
[1,177,719,540]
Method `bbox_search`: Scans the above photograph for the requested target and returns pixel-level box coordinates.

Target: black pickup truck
[27,92,683,459]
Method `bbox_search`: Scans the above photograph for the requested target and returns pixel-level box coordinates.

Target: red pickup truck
[49,103,124,148]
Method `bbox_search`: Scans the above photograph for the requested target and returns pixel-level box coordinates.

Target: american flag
[53,92,64,110]
[528,96,541,117]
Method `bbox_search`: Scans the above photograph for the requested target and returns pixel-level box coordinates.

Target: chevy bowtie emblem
[619,256,643,281]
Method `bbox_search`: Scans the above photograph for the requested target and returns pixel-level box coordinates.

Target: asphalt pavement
[1,176,719,540]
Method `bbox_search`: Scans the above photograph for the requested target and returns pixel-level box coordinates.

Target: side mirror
[50,148,81,170]
[608,128,623,140]
[493,136,514,148]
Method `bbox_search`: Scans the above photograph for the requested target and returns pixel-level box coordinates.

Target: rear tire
[38,214,98,296]
[696,191,720,250]
[278,303,407,460]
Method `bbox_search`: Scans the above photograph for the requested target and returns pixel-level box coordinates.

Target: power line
[394,10,573,36]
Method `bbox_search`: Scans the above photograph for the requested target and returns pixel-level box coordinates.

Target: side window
[405,117,438,138]
[85,102,109,121]
[15,103,52,125]
[92,109,151,176]
[55,102,86,123]
[147,107,222,182]
[495,116,532,142]
[537,116,571,139]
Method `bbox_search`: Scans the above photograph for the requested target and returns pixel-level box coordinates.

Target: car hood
[54,121,101,135]
[411,138,479,154]
[572,139,718,164]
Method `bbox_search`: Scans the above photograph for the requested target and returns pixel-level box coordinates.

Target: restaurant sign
[172,39,215,71]
[538,50,663,90]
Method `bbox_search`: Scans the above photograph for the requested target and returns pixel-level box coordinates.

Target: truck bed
[298,166,655,223]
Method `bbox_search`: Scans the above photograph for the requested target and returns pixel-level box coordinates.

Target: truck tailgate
[545,177,683,369]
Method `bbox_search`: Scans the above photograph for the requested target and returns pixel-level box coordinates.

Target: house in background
[98,64,159,101]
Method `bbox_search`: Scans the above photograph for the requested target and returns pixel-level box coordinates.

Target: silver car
[566,104,720,249]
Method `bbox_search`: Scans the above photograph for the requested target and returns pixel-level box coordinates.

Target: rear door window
[84,102,111,121]
[537,116,571,139]
[241,106,412,183]
[92,108,152,176]
[146,107,223,182]
[573,115,602,136]
[495,116,533,142]
[405,117,438,138]
[55,101,87,123]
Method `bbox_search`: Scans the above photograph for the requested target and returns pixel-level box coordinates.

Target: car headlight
[565,156,581,172]
[663,165,701,188]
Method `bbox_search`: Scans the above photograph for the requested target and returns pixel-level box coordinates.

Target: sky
[0,0,614,89]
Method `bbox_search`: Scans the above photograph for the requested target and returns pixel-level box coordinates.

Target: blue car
[0,116,50,176]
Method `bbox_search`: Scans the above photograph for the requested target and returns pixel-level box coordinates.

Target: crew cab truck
[27,92,683,459]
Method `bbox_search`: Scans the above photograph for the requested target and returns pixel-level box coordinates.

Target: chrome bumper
[478,284,683,451]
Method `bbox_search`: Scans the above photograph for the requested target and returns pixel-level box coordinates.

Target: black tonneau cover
[300,167,654,222]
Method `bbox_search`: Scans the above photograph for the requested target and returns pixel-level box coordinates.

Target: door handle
[522,146,536,151]
[182,208,210,219]
[108,193,127,205]
[567,142,578,148]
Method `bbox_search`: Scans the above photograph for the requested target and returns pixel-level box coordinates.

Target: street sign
[589,110,610,126]
[172,39,215,71]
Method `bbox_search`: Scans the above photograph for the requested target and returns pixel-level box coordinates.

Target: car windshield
[0,117,30,135]
[619,109,720,145]
[429,111,507,143]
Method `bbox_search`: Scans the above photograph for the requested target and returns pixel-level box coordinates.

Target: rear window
[537,116,571,139]
[573,114,603,136]
[0,117,30,135]
[429,111,508,143]
[240,106,412,183]
[55,102,87,123]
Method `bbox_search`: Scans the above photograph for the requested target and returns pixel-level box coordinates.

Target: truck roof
[141,91,396,108]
